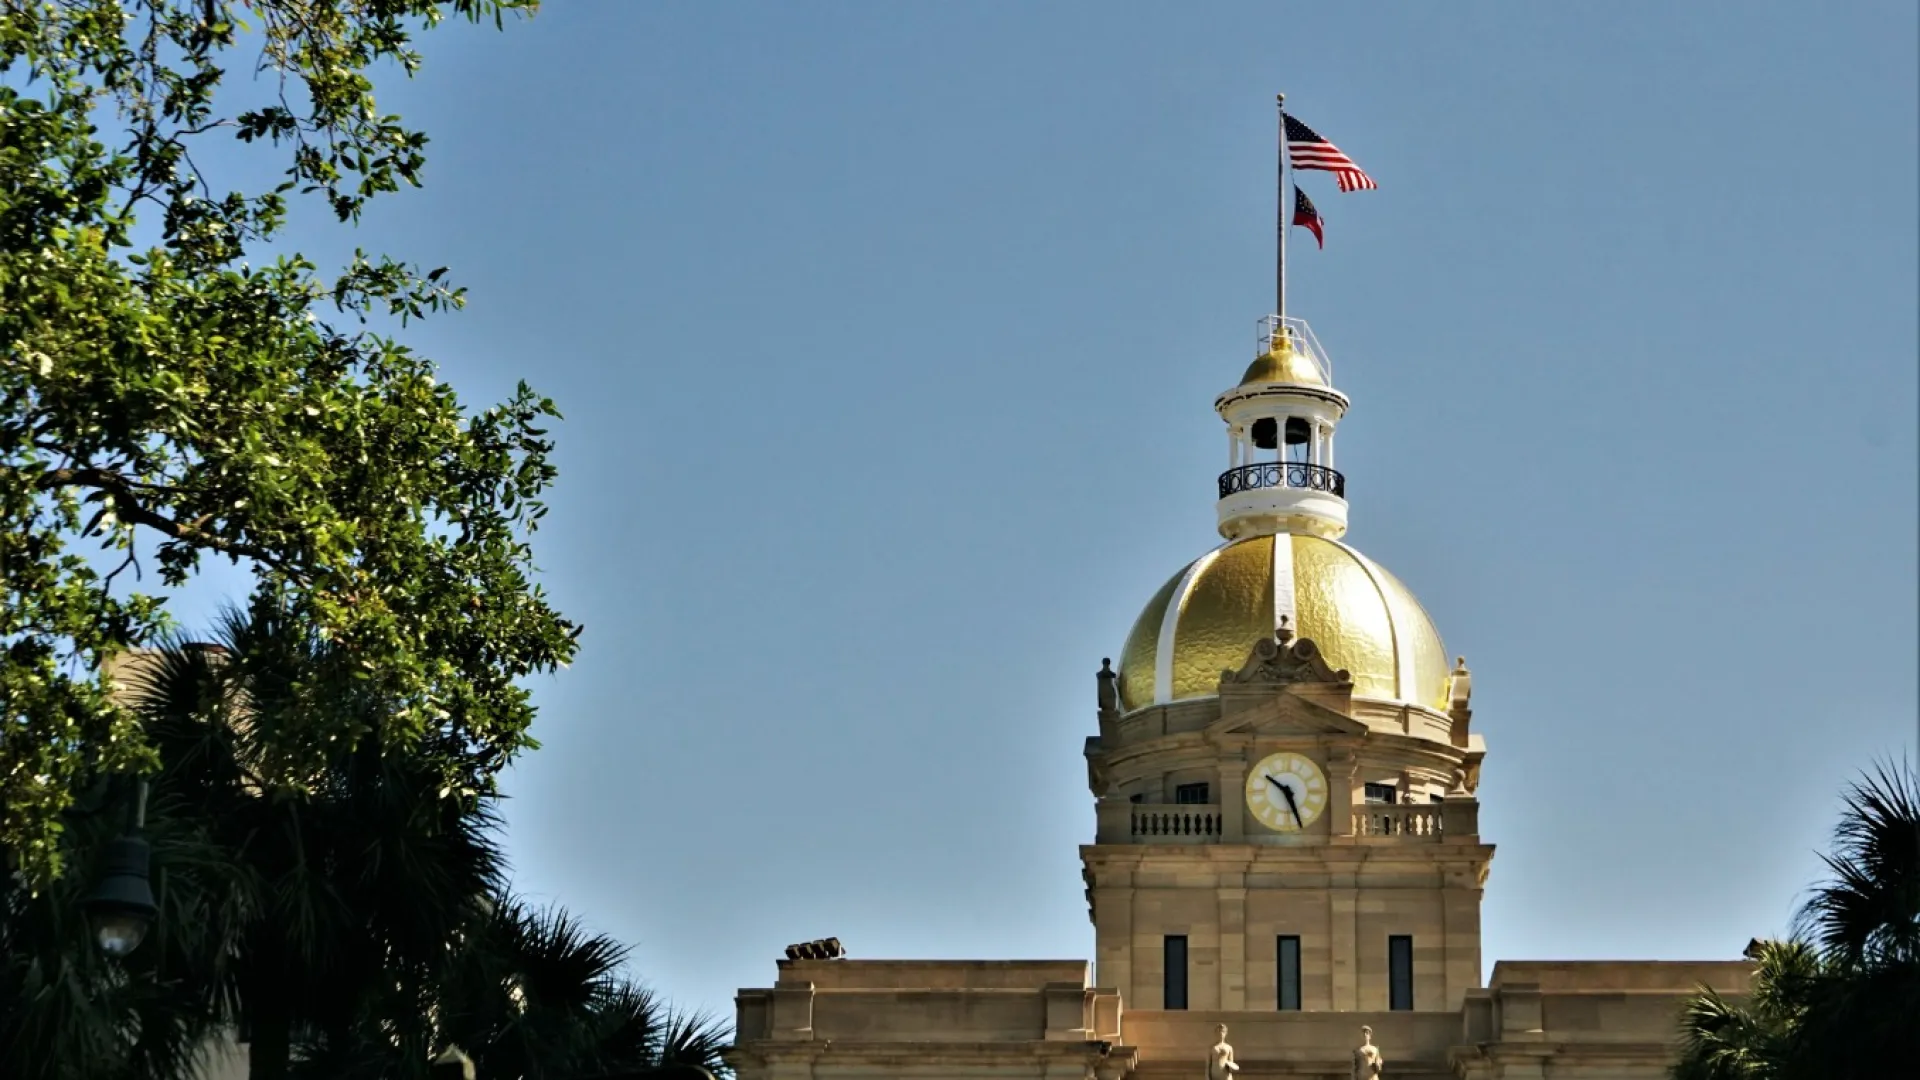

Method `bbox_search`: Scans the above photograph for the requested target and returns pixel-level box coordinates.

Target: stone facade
[726,635,1754,1079]
[729,960,1133,1080]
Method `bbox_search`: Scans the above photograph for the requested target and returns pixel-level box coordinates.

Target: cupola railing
[1217,461,1346,500]
[1257,314,1334,384]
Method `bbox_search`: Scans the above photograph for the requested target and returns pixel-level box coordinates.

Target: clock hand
[1267,772,1313,822]
[1275,779,1305,828]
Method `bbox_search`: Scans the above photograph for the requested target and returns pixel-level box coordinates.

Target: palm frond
[1673,986,1787,1080]
[1796,757,1920,969]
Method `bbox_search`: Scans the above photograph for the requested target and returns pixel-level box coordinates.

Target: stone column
[1442,878,1485,1010]
[1328,751,1357,837]
[1095,797,1132,844]
[1219,882,1247,1010]
[1329,878,1360,1010]
[1092,875,1135,1005]
[1218,759,1247,841]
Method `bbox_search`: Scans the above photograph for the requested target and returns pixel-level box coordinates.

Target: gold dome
[1116,534,1450,713]
[1237,335,1325,388]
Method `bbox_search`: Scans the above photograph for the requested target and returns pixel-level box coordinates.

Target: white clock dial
[1245,751,1329,833]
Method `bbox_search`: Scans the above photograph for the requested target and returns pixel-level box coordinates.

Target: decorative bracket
[1221,618,1353,690]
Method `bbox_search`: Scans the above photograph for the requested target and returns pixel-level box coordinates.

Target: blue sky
[167,2,1915,1023]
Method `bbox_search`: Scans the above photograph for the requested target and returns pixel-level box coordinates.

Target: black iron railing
[1217,462,1346,499]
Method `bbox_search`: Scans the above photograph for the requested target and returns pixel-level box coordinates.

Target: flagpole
[1275,93,1288,323]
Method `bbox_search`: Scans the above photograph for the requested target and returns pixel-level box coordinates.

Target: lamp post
[79,778,158,958]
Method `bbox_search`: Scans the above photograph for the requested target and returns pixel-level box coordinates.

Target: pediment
[1209,627,1365,737]
[1207,685,1367,737]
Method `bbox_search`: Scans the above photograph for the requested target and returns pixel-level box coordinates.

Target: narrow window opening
[1363,782,1397,804]
[1276,935,1301,1011]
[1388,935,1413,1011]
[1164,935,1189,1010]
[1174,782,1211,805]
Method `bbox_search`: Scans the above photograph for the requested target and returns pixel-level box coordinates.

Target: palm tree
[295,895,731,1079]
[1674,759,1920,1080]
[2,597,727,1079]
[0,774,235,1080]
[123,600,511,1080]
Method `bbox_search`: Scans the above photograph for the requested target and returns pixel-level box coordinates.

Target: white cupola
[1213,315,1350,541]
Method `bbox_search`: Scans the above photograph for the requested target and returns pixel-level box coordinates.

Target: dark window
[1431,792,1445,803]
[1364,782,1397,804]
[1175,782,1211,805]
[1276,936,1301,1011]
[1129,793,1145,804]
[1388,935,1413,1011]
[1164,935,1189,1010]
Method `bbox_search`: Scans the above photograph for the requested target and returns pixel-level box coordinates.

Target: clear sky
[170,2,1916,1025]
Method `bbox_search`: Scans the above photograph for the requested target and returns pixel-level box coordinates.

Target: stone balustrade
[1130,804,1222,842]
[1352,802,1444,839]
[1094,797,1482,844]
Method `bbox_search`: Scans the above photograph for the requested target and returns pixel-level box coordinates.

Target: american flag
[1284,113,1377,192]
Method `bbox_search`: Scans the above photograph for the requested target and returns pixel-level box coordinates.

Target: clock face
[1246,751,1329,833]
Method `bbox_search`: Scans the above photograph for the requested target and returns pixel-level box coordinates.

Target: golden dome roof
[1116,534,1450,713]
[1237,335,1325,388]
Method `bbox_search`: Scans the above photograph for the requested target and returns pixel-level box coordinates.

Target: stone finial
[1449,655,1472,712]
[1275,615,1294,645]
[1096,657,1119,714]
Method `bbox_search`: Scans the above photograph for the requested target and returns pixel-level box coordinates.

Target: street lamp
[80,778,158,958]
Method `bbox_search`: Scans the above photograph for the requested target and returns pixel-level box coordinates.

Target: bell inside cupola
[1283,416,1311,463]
[1251,417,1278,450]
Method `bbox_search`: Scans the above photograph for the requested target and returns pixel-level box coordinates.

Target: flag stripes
[1284,113,1377,193]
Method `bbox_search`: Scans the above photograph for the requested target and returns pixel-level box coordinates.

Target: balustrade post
[1440,796,1480,840]
[1096,798,1132,844]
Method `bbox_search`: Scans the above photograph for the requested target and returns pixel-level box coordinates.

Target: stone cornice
[728,1039,1141,1074]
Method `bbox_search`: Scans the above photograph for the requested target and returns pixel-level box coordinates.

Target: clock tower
[1082,315,1494,1016]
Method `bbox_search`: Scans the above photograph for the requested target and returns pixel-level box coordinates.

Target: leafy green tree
[3,604,728,1080]
[1,0,578,881]
[1674,760,1920,1080]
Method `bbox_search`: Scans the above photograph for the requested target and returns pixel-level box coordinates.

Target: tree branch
[35,466,287,570]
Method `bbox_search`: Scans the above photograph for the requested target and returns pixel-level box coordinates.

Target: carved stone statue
[1206,1023,1240,1080]
[1351,1024,1384,1080]
[1096,657,1119,714]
